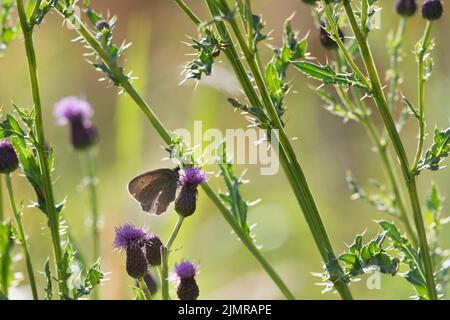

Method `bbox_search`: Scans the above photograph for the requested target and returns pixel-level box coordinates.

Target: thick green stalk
[137,277,152,300]
[55,2,295,300]
[412,22,433,171]
[16,0,68,298]
[331,1,437,299]
[208,0,352,299]
[4,174,39,300]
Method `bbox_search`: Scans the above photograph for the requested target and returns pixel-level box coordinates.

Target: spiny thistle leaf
[43,258,53,300]
[416,127,450,174]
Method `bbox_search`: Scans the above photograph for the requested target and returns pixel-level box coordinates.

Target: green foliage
[415,127,450,174]
[31,0,58,28]
[291,61,369,90]
[183,30,224,81]
[0,108,64,215]
[265,16,308,122]
[0,222,15,296]
[338,231,399,278]
[217,143,253,238]
[379,221,430,299]
[0,0,18,54]
[43,258,53,300]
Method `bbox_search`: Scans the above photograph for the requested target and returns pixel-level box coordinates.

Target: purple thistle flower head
[114,223,148,250]
[422,0,443,20]
[54,96,93,125]
[174,261,197,279]
[396,0,417,17]
[144,234,163,266]
[0,140,19,174]
[179,167,206,187]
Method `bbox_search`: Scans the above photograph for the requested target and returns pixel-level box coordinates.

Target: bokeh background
[0,0,449,300]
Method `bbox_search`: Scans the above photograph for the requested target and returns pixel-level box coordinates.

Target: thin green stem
[209,0,352,299]
[0,179,4,222]
[82,148,100,299]
[161,216,184,300]
[55,2,295,300]
[332,1,438,299]
[82,149,100,263]
[137,277,152,300]
[4,174,39,300]
[360,0,368,35]
[16,0,68,298]
[412,21,433,172]
[174,0,202,25]
[160,246,170,300]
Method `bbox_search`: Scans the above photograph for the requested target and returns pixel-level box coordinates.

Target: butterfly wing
[128,168,179,215]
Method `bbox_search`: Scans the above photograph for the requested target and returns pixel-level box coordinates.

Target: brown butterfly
[128,167,180,215]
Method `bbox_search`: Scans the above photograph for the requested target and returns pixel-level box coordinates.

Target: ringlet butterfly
[128,167,180,215]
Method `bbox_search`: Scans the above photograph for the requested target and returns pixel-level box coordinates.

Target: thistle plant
[53,0,295,300]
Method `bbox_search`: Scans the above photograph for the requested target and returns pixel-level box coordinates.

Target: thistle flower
[396,0,417,16]
[0,140,19,174]
[421,0,443,20]
[173,261,199,300]
[144,234,163,266]
[114,223,149,279]
[54,96,98,150]
[320,21,344,50]
[175,167,206,217]
[143,273,158,295]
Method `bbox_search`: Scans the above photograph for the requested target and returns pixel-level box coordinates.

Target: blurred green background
[0,0,449,300]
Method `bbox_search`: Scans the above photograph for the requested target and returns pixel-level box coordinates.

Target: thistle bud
[174,261,199,300]
[144,234,163,266]
[0,140,19,174]
[175,167,206,217]
[96,20,111,32]
[396,0,417,17]
[126,243,148,279]
[143,273,158,295]
[114,224,149,279]
[422,0,443,20]
[320,21,344,50]
[70,120,98,150]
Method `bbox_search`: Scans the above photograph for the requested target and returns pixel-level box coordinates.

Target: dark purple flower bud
[114,224,149,279]
[396,0,418,16]
[0,140,19,174]
[174,261,199,300]
[70,120,98,150]
[144,234,163,266]
[422,0,444,20]
[96,20,110,31]
[175,167,206,217]
[320,21,344,50]
[126,243,148,279]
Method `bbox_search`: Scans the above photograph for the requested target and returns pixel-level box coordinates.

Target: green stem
[0,179,4,222]
[412,22,433,172]
[4,174,39,300]
[211,0,352,300]
[16,0,68,298]
[161,216,184,300]
[332,1,437,300]
[174,0,202,25]
[82,148,100,299]
[54,2,295,300]
[360,0,368,35]
[160,246,170,300]
[83,149,100,263]
[137,277,152,300]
